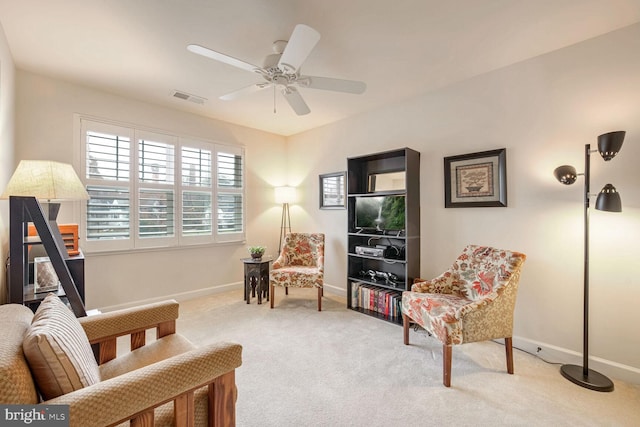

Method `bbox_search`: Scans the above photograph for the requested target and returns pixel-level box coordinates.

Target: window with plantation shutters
[216,150,243,239]
[86,186,131,240]
[83,122,133,251]
[136,135,176,247]
[79,117,245,252]
[182,145,213,238]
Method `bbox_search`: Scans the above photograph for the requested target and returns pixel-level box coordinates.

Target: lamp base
[560,364,614,392]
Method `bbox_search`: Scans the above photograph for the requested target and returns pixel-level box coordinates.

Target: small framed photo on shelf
[367,170,405,193]
[319,171,346,209]
[33,257,61,294]
[444,148,507,208]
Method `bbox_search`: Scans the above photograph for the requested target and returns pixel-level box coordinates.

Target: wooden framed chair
[1,294,242,426]
[401,245,526,387]
[270,233,325,311]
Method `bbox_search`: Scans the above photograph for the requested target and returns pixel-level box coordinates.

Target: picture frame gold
[444,148,507,208]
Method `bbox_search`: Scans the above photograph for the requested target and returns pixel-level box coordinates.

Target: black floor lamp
[553,130,625,392]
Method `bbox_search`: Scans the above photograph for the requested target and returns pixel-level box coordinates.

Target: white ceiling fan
[187,24,366,115]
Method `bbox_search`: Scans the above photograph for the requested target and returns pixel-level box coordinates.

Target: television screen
[355,195,405,231]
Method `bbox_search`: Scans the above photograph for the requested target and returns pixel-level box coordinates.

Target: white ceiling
[1,0,639,136]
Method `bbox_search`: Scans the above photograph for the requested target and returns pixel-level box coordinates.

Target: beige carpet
[176,288,640,426]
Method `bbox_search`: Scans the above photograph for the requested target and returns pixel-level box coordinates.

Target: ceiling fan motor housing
[263,53,283,71]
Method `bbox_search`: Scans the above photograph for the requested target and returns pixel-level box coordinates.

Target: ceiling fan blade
[282,87,311,115]
[187,44,263,74]
[299,75,367,94]
[219,84,269,101]
[278,24,321,73]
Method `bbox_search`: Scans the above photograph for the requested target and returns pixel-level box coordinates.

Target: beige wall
[15,71,288,310]
[288,24,640,382]
[0,23,16,304]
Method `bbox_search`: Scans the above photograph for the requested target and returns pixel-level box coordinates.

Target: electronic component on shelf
[355,245,385,257]
[358,269,400,286]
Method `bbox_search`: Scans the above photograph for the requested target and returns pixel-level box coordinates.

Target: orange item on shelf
[28,223,80,256]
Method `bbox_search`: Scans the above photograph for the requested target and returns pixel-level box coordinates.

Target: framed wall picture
[319,171,346,209]
[444,148,507,208]
[33,256,61,293]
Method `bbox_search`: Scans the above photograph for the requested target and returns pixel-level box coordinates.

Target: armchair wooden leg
[505,337,514,374]
[270,283,275,309]
[174,391,195,427]
[317,287,322,311]
[443,344,452,387]
[131,410,154,427]
[402,314,410,345]
[209,371,236,427]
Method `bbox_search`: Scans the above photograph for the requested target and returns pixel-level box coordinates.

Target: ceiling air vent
[172,90,207,105]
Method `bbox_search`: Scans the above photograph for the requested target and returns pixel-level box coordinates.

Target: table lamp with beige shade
[1,160,89,256]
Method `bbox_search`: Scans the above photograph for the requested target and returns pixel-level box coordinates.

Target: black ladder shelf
[8,196,86,317]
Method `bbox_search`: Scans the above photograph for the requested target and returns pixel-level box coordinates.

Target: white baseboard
[322,282,346,297]
[512,336,640,386]
[98,281,344,313]
[98,281,243,313]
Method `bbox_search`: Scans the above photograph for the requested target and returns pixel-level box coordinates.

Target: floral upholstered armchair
[401,245,526,387]
[270,233,325,311]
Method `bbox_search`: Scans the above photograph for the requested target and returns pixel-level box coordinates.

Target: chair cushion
[99,333,196,381]
[270,266,323,288]
[0,304,39,404]
[402,292,470,345]
[22,294,101,400]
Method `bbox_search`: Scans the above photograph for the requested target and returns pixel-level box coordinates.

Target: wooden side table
[241,257,272,304]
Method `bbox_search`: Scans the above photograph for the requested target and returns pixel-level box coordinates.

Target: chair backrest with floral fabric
[449,245,526,302]
[280,233,325,268]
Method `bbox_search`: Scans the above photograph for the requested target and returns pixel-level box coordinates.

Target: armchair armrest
[411,272,455,294]
[79,300,180,364]
[45,342,242,427]
[272,252,287,269]
[79,300,179,342]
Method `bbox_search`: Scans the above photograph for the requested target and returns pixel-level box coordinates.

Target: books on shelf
[350,281,403,321]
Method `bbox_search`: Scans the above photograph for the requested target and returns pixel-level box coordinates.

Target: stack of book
[350,282,403,322]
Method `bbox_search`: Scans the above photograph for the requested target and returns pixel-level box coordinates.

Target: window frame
[78,116,245,253]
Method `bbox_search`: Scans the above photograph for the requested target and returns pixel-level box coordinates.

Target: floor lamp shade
[597,131,625,161]
[553,130,625,392]
[275,186,296,204]
[595,184,622,212]
[553,165,578,185]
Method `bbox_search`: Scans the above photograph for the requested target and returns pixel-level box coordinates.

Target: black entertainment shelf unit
[346,148,420,324]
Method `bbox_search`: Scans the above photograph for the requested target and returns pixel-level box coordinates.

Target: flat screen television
[355,195,405,232]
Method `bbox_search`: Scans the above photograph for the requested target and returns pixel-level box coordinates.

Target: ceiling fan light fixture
[188,23,366,115]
